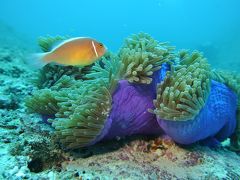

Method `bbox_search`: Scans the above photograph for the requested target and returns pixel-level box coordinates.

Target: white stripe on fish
[91,41,99,58]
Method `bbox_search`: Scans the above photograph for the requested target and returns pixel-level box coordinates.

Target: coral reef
[9,134,67,173]
[1,25,240,179]
[26,33,174,149]
[25,33,240,150]
[0,28,68,179]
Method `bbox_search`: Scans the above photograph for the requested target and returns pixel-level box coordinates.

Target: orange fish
[31,37,107,67]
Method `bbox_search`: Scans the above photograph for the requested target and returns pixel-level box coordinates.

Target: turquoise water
[1,0,240,63]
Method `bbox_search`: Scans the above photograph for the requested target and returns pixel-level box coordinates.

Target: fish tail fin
[25,52,48,69]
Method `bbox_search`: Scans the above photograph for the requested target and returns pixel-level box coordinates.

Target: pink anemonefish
[30,37,107,68]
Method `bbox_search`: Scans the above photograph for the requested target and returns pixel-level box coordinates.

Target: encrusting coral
[25,33,239,150]
[150,50,211,121]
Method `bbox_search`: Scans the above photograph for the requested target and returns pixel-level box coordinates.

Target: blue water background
[0,0,240,69]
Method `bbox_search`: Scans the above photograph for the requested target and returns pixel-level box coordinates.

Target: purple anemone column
[104,80,163,140]
[88,80,163,145]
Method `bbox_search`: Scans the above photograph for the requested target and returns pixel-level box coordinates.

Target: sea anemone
[157,80,237,144]
[26,33,239,150]
[118,33,174,84]
[151,51,238,144]
[150,50,211,121]
[211,70,240,150]
[26,53,163,149]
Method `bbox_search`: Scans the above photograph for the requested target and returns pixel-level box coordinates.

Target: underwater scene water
[0,0,240,179]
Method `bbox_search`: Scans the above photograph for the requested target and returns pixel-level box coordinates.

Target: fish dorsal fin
[38,36,69,52]
[51,37,93,51]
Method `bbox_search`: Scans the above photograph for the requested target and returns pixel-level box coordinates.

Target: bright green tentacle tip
[211,70,240,151]
[118,32,175,84]
[150,50,211,121]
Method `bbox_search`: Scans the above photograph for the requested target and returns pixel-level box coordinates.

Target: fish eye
[99,43,103,47]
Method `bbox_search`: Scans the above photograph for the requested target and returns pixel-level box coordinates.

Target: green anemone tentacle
[150,50,211,121]
[31,63,92,89]
[25,89,59,115]
[211,70,240,98]
[26,53,117,149]
[86,52,120,93]
[118,33,175,84]
[51,79,112,149]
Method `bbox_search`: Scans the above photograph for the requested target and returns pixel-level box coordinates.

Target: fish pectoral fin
[74,65,86,68]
